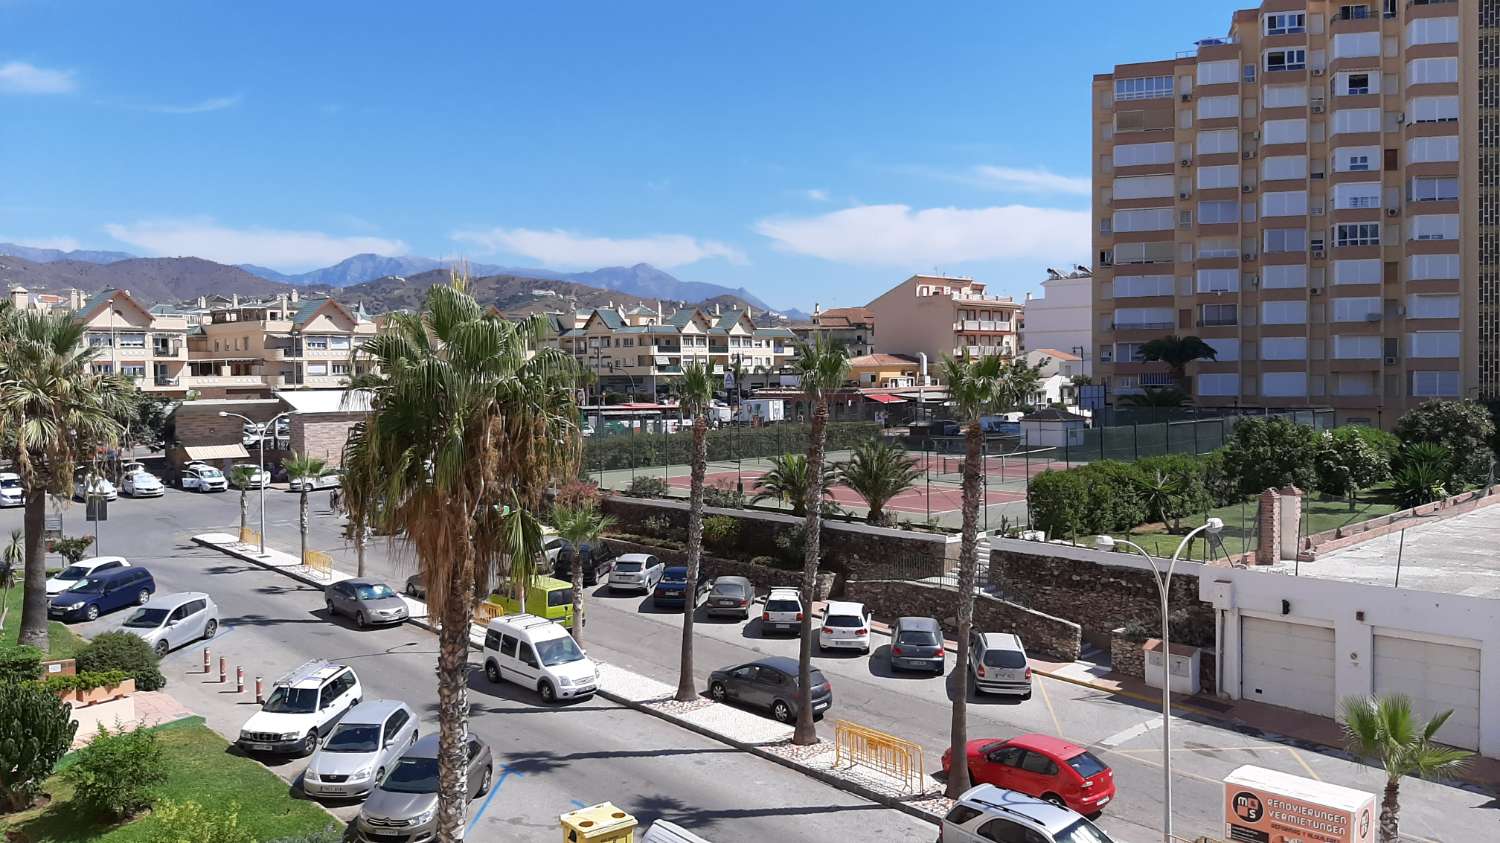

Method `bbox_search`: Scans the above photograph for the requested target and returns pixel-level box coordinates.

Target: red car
[942,733,1115,816]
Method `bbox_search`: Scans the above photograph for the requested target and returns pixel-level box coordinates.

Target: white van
[481,614,599,703]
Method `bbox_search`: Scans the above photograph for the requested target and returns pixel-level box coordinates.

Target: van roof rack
[489,613,557,630]
[273,659,341,688]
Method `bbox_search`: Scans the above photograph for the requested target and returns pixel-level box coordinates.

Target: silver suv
[941,784,1117,843]
[969,631,1032,698]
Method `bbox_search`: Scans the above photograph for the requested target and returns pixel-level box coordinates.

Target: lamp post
[219,409,292,557]
[1095,517,1223,843]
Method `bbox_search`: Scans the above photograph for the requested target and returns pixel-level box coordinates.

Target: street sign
[85,498,108,522]
[44,512,63,539]
[723,371,735,389]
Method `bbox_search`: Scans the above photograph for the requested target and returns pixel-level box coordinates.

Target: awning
[181,444,249,461]
[865,393,907,404]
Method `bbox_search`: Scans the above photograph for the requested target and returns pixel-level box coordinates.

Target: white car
[228,463,270,489]
[46,556,131,597]
[607,553,665,593]
[482,613,598,703]
[180,464,229,492]
[73,473,117,501]
[121,467,164,498]
[238,661,363,756]
[761,587,804,635]
[289,471,342,492]
[121,592,219,656]
[941,784,1120,843]
[0,472,24,508]
[818,600,871,654]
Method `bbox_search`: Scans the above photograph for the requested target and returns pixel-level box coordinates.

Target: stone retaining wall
[606,537,836,601]
[1110,630,1145,680]
[843,579,1081,662]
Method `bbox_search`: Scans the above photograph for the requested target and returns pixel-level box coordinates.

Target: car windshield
[535,636,585,666]
[0,478,19,489]
[545,588,574,608]
[1054,817,1115,843]
[66,578,106,594]
[1067,750,1108,779]
[824,614,863,628]
[323,723,380,753]
[381,756,438,793]
[199,469,223,479]
[262,686,318,714]
[354,583,396,600]
[123,607,170,629]
[808,669,830,688]
[712,582,746,598]
[662,570,687,583]
[615,561,642,573]
[57,566,89,579]
[766,599,800,613]
[897,629,940,646]
[983,649,1027,669]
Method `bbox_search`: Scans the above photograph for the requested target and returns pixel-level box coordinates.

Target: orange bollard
[218,656,227,683]
[203,648,211,673]
[235,666,245,693]
[255,676,264,704]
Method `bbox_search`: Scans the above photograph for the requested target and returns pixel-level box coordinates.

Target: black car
[550,539,618,586]
[651,566,710,610]
[708,656,833,724]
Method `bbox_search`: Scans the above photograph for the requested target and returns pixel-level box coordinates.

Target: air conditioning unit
[1397,305,1406,316]
[1242,184,1255,193]
[1312,248,1326,258]
[1384,356,1398,365]
[1386,207,1400,216]
[1312,206,1325,216]
[1243,252,1258,261]
[1182,93,1193,102]
[1312,104,1325,113]
[1250,275,1260,286]
[1312,67,1326,76]
[1181,158,1193,167]
[1179,190,1192,199]
[1398,112,1406,124]
[1251,131,1261,140]
[1310,287,1323,295]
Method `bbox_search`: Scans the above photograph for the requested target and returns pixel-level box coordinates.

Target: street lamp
[219,409,292,557]
[1095,517,1224,843]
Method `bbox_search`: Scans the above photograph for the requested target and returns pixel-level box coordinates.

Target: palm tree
[345,275,580,842]
[0,308,133,653]
[1140,335,1217,390]
[550,504,614,649]
[938,352,1005,798]
[340,424,374,578]
[994,356,1045,411]
[674,362,715,702]
[283,453,327,570]
[228,465,258,543]
[1340,694,1473,843]
[788,334,850,746]
[1119,386,1189,408]
[1,530,21,633]
[839,438,921,526]
[750,453,837,516]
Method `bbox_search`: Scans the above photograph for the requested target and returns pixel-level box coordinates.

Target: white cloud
[0,235,82,252]
[755,203,1090,267]
[103,218,408,271]
[145,95,241,114]
[969,165,1092,196]
[803,188,831,202]
[451,227,747,269]
[0,61,76,94]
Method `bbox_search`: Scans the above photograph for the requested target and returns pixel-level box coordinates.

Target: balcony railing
[1113,321,1176,331]
[1198,317,1239,327]
[954,320,1014,332]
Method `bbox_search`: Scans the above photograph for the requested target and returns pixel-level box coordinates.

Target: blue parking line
[570,799,588,809]
[466,763,521,834]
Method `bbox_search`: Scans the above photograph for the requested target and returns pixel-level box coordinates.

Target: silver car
[326,578,409,628]
[890,616,947,673]
[120,592,219,657]
[355,733,493,842]
[608,553,664,594]
[969,631,1032,697]
[303,699,419,800]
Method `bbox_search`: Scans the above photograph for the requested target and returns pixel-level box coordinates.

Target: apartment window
[1263,118,1307,144]
[1409,177,1459,203]
[1112,207,1174,232]
[1262,300,1309,324]
[1333,32,1380,59]
[1407,58,1459,86]
[1115,342,1148,362]
[93,363,113,374]
[1199,236,1239,258]
[1113,174,1175,199]
[1332,108,1381,135]
[1201,303,1238,326]
[1409,331,1460,357]
[1197,164,1238,189]
[1265,49,1306,72]
[1265,12,1307,34]
[1407,136,1459,163]
[306,362,329,376]
[1408,294,1461,319]
[1113,274,1175,298]
[120,364,146,378]
[1332,334,1382,359]
[1263,372,1309,397]
[1114,307,1174,328]
[1197,129,1238,155]
[1113,141,1174,168]
[1114,242,1175,264]
[1198,200,1239,224]
[1406,16,1459,46]
[1336,73,1375,97]
[1332,296,1382,321]
[328,336,351,350]
[1263,336,1309,360]
[1115,75,1174,101]
[1204,337,1240,361]
[1333,181,1382,209]
[1197,269,1239,293]
[117,332,146,348]
[1337,4,1371,20]
[1410,214,1459,241]
[1264,228,1308,253]
[1335,373,1376,396]
[1335,223,1381,246]
[1263,264,1308,288]
[1198,95,1237,119]
[1410,254,1460,280]
[1412,370,1460,397]
[1262,155,1307,181]
[1198,373,1241,396]
[1408,96,1459,123]
[1263,190,1308,217]
[331,362,350,376]
[1334,146,1380,172]
[1334,259,1382,284]
[1262,85,1308,109]
[305,336,329,350]
[1197,60,1238,85]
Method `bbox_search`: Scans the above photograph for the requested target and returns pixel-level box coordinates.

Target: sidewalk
[192,532,427,620]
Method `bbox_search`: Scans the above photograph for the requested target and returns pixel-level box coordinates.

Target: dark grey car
[326,578,409,628]
[354,733,493,843]
[890,616,947,673]
[705,576,754,619]
[708,655,832,723]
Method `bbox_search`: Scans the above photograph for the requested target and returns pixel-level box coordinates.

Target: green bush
[51,535,96,566]
[703,484,745,509]
[640,514,674,538]
[0,680,77,811]
[702,515,740,552]
[1314,427,1391,504]
[75,631,166,692]
[38,669,131,695]
[1134,454,1213,530]
[1199,449,1238,507]
[1029,469,1089,540]
[64,724,168,819]
[1222,416,1319,495]
[773,523,808,566]
[0,645,42,685]
[1392,441,1452,509]
[1076,460,1145,533]
[584,421,880,471]
[148,799,255,843]
[1394,399,1496,485]
[625,476,670,499]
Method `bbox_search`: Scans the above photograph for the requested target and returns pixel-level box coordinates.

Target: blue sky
[1,1,1241,310]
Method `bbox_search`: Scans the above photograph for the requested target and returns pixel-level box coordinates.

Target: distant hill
[0,255,295,303]
[564,263,772,312]
[238,253,566,287]
[0,242,135,265]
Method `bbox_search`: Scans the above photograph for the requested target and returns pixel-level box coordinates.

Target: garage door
[1373,633,1480,750]
[1240,616,1336,717]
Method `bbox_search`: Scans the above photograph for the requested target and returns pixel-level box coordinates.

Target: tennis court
[665,465,1025,520]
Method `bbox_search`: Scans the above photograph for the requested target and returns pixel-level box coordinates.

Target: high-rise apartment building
[1093,0,1489,425]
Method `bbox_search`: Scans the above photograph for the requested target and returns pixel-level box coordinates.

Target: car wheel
[1043,793,1067,810]
[154,639,169,657]
[771,700,793,723]
[406,583,418,597]
[485,660,501,683]
[137,589,150,605]
[203,619,218,640]
[301,731,319,756]
[539,681,557,703]
[475,764,493,797]
[325,600,336,616]
[709,681,727,701]
[354,611,367,629]
[85,604,99,621]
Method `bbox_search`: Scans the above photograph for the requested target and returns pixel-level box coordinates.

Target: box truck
[1224,765,1375,843]
[735,398,785,424]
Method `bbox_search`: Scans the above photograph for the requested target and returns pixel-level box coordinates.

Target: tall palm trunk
[946,420,984,797]
[355,523,367,578]
[676,413,708,701]
[793,398,829,745]
[571,552,586,649]
[238,487,250,540]
[1378,779,1400,843]
[435,550,475,841]
[298,491,309,565]
[18,490,50,652]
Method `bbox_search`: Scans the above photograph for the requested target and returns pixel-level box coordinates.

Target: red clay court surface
[668,467,1024,515]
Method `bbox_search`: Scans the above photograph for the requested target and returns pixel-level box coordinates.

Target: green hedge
[583,422,881,471]
[1030,455,1214,539]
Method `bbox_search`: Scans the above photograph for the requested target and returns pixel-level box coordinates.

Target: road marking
[570,799,588,809]
[467,763,522,834]
[1036,677,1064,736]
[1289,748,1322,781]
[1093,746,1222,786]
[1098,716,1163,748]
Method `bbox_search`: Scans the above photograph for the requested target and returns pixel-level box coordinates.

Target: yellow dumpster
[560,802,637,843]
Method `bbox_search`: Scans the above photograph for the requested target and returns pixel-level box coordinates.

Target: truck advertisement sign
[1224,765,1375,843]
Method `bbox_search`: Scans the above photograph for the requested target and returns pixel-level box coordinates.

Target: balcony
[181,374,268,388]
[1198,317,1239,327]
[1112,321,1176,331]
[953,320,1013,332]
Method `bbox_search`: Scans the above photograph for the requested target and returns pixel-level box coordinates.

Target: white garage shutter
[1373,633,1480,750]
[1241,617,1336,717]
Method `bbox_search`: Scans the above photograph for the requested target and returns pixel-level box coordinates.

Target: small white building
[1019,408,1088,447]
[1024,348,1084,408]
[1021,268,1093,375]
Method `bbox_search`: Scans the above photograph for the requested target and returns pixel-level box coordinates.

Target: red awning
[864,393,906,404]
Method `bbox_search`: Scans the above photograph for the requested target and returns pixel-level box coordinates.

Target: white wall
[1021,274,1093,375]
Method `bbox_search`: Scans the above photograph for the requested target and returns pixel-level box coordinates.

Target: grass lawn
[1122,486,1401,559]
[0,717,339,842]
[1,575,85,658]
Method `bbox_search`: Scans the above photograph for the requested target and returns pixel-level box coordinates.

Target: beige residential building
[183,292,376,399]
[1093,0,1485,425]
[791,305,876,356]
[72,289,192,395]
[865,274,1022,370]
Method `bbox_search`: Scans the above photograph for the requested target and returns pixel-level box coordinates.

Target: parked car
[45,555,131,596]
[303,699,419,800]
[943,734,1116,817]
[482,613,598,702]
[120,592,219,656]
[652,566,710,610]
[941,784,1121,843]
[890,616,946,673]
[705,576,754,620]
[289,469,342,492]
[550,538,617,586]
[760,587,804,635]
[354,733,492,843]
[0,472,23,508]
[404,572,426,599]
[970,631,1032,698]
[72,470,117,501]
[325,578,409,628]
[179,463,229,492]
[238,660,363,756]
[229,463,270,489]
[608,553,665,594]
[708,656,832,724]
[47,566,155,622]
[120,466,164,497]
[818,601,871,654]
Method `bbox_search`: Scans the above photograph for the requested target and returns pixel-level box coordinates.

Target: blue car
[48,566,156,622]
[651,566,709,610]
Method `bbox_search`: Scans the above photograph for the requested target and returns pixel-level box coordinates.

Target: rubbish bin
[561,802,637,843]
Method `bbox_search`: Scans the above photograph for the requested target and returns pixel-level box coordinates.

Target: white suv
[482,614,599,703]
[818,600,871,653]
[761,587,803,635]
[238,661,363,756]
[942,784,1119,843]
[180,463,229,492]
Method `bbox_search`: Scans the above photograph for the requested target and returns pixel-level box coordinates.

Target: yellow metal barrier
[473,601,503,624]
[833,719,925,791]
[239,528,260,546]
[303,550,334,579]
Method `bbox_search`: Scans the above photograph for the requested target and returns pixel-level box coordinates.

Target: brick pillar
[1255,488,1281,566]
[1277,484,1303,560]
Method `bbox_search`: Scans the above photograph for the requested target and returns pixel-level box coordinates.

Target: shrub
[75,631,166,691]
[702,515,740,552]
[1394,399,1496,485]
[1076,460,1146,533]
[64,724,168,819]
[1315,427,1391,505]
[554,480,600,511]
[1222,416,1319,495]
[1200,449,1239,507]
[625,476,670,499]
[148,800,255,843]
[1028,469,1089,540]
[703,484,745,509]
[38,669,131,695]
[1392,441,1452,509]
[640,514,674,539]
[0,645,42,685]
[0,680,77,811]
[1135,454,1213,530]
[773,523,808,565]
[51,535,96,565]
